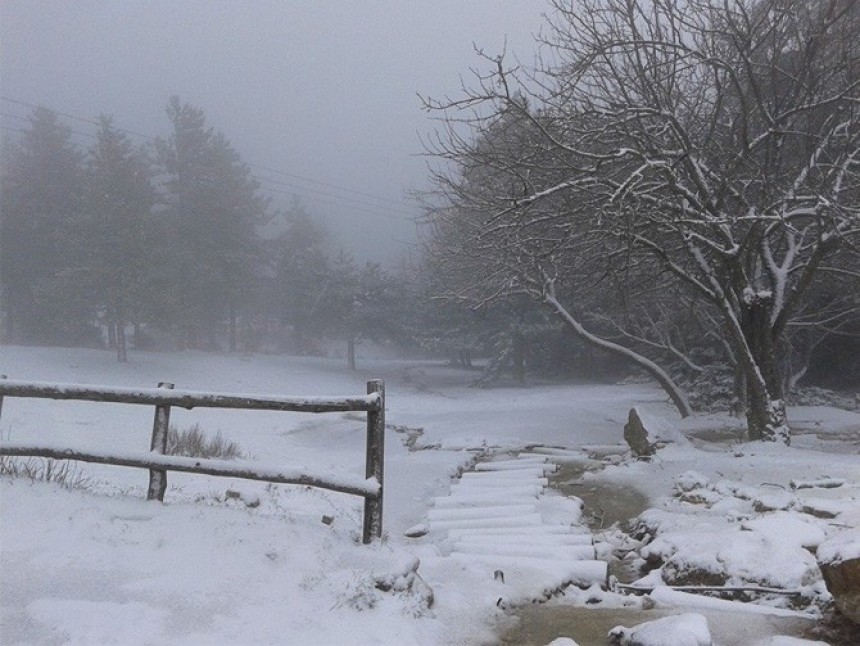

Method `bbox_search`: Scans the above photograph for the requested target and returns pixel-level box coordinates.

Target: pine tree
[0,108,88,343]
[82,116,157,361]
[156,97,266,350]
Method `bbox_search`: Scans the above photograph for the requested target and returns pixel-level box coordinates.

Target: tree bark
[739,298,789,444]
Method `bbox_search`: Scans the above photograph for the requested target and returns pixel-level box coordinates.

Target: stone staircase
[413,452,608,604]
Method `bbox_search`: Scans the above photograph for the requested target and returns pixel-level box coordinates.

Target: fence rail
[0,378,385,543]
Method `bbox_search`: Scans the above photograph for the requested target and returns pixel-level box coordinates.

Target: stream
[501,456,822,645]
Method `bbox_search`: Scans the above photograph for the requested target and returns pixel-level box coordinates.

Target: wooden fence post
[147,382,174,501]
[0,375,6,420]
[362,379,385,543]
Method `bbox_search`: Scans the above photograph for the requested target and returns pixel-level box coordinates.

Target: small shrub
[166,424,244,460]
[0,456,89,489]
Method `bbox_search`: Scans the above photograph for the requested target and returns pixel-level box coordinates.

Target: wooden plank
[0,380,381,413]
[0,444,380,499]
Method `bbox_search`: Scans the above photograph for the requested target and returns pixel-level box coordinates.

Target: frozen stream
[502,459,821,645]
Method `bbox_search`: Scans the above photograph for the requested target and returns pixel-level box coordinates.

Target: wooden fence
[0,378,385,543]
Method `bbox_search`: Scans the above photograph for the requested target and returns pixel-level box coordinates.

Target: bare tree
[423,0,859,442]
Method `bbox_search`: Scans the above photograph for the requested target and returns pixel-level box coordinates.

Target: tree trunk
[347,338,356,371]
[738,298,790,444]
[730,366,746,418]
[228,303,237,353]
[116,320,128,363]
[107,319,117,349]
[512,329,526,384]
[545,293,692,418]
[133,322,142,349]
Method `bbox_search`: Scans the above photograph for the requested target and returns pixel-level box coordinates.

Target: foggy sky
[0,1,545,263]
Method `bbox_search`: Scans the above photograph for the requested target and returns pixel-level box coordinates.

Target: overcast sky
[0,1,546,263]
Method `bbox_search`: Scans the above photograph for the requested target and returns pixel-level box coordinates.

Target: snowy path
[411,452,608,611]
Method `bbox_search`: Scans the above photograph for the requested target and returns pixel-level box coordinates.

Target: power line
[1,122,97,141]
[1,117,415,222]
[249,162,408,209]
[255,183,411,221]
[0,96,153,140]
[0,95,417,216]
[249,173,414,219]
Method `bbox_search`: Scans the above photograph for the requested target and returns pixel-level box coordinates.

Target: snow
[608,612,711,646]
[2,345,859,644]
[817,526,860,565]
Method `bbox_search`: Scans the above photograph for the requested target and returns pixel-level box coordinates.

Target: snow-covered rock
[642,526,820,589]
[817,527,860,624]
[608,612,711,645]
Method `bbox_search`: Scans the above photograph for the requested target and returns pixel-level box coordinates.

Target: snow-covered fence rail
[0,378,386,543]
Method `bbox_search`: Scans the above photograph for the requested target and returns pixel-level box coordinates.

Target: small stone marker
[623,408,656,457]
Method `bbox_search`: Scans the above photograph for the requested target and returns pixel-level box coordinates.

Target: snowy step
[474,460,556,473]
[433,495,538,510]
[460,468,549,481]
[427,514,544,531]
[448,553,608,589]
[486,455,550,464]
[527,447,589,458]
[449,533,593,546]
[447,484,543,500]
[447,525,589,539]
[456,476,549,488]
[427,504,536,522]
[451,542,596,561]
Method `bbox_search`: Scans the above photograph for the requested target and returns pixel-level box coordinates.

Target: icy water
[550,462,649,532]
[503,605,818,645]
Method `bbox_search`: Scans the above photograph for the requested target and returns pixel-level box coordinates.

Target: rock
[790,477,845,490]
[624,408,656,457]
[818,528,860,624]
[403,523,430,538]
[819,557,860,624]
[752,490,796,512]
[225,488,260,508]
[674,471,710,493]
[608,612,711,645]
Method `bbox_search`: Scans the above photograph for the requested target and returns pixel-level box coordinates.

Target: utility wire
[1,120,413,222]
[0,95,417,216]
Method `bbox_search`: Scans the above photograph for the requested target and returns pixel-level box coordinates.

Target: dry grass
[0,456,90,489]
[166,424,244,460]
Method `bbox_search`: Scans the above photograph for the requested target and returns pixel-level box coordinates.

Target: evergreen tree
[82,116,157,361]
[273,203,332,353]
[0,108,89,343]
[156,97,266,350]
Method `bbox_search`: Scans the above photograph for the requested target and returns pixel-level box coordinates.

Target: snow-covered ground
[1,346,858,645]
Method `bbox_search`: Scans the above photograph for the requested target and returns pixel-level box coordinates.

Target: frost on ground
[1,346,859,644]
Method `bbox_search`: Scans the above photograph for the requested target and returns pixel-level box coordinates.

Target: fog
[0,0,544,262]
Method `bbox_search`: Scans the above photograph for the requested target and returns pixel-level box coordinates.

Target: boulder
[818,528,860,624]
[819,557,860,624]
[624,408,656,457]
